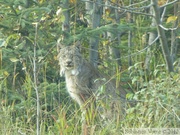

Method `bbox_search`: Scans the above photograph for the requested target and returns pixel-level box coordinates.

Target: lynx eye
[73,55,78,59]
[61,54,67,58]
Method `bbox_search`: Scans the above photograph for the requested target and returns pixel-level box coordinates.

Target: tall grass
[0,60,180,134]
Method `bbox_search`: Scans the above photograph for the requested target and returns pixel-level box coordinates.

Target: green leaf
[9,57,19,62]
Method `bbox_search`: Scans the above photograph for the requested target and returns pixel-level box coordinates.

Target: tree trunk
[82,0,102,134]
[62,0,70,41]
[57,0,70,52]
[170,3,179,62]
[144,6,157,70]
[127,0,134,67]
[151,0,174,72]
[105,0,122,68]
[128,27,133,67]
[89,0,102,67]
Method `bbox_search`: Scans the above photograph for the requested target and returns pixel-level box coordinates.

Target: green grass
[0,71,180,135]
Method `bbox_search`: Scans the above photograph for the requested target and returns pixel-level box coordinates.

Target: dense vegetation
[0,0,179,134]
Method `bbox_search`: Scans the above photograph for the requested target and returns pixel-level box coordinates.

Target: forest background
[0,0,179,134]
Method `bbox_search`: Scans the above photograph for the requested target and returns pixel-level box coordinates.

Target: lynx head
[57,41,83,76]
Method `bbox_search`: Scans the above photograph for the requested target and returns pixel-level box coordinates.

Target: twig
[126,0,149,7]
[158,100,172,114]
[160,0,178,8]
[160,0,169,22]
[81,0,153,16]
[159,24,179,31]
[115,35,160,60]
[33,22,40,135]
[172,108,180,121]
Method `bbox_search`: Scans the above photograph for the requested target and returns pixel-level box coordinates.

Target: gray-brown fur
[57,41,126,120]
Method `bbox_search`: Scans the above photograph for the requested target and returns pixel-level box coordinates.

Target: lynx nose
[66,60,73,67]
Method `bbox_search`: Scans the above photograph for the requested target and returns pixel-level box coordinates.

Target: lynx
[57,41,127,120]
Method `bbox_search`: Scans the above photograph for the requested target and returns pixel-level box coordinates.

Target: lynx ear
[57,39,65,52]
[75,41,81,47]
[75,41,81,51]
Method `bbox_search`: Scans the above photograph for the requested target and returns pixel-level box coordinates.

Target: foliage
[126,70,180,128]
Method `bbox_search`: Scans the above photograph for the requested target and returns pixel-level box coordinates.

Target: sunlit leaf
[39,0,44,4]
[0,34,20,48]
[60,15,65,22]
[102,40,109,46]
[111,0,116,4]
[105,9,111,15]
[0,39,6,47]
[56,8,62,17]
[3,71,9,77]
[69,0,76,4]
[38,56,44,62]
[10,57,19,62]
[166,16,177,24]
[15,40,26,50]
[158,0,166,6]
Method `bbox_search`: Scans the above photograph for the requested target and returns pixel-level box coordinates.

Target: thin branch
[81,0,153,16]
[122,9,153,16]
[160,0,178,8]
[172,108,180,121]
[126,3,153,10]
[110,0,152,10]
[10,5,18,16]
[158,100,173,115]
[115,35,160,60]
[34,42,57,63]
[160,0,169,22]
[159,24,179,31]
[33,22,40,135]
[82,0,151,10]
[126,0,149,7]
[158,100,180,121]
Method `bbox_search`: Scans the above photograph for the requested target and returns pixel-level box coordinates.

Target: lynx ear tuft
[57,39,65,52]
[60,69,65,76]
[75,41,81,50]
[76,41,81,46]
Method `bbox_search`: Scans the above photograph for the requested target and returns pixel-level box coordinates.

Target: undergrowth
[0,64,180,135]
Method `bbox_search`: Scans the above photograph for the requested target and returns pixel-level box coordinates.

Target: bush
[124,73,180,128]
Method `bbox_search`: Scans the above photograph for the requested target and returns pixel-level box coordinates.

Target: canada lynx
[57,41,126,119]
